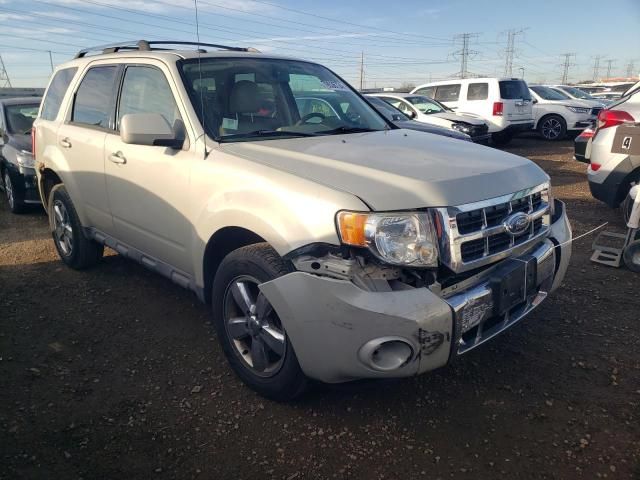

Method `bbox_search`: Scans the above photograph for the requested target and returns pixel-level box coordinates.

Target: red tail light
[492,102,503,116]
[578,128,594,139]
[31,127,36,159]
[597,110,634,130]
[590,162,601,171]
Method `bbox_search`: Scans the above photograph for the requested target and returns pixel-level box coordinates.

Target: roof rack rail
[74,40,259,59]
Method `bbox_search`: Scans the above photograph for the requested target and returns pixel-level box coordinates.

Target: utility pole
[0,55,11,88]
[627,60,636,79]
[359,51,364,91]
[452,33,479,79]
[592,55,602,82]
[518,66,525,79]
[48,50,54,73]
[559,53,576,84]
[503,29,524,77]
[605,59,615,79]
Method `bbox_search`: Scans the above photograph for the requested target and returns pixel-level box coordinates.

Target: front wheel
[3,170,25,214]
[48,184,104,269]
[538,115,567,141]
[211,243,308,401]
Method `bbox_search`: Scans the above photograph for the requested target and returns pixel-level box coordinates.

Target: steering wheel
[297,112,326,125]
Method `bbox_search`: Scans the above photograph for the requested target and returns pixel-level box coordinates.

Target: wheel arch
[202,226,267,304]
[40,168,64,208]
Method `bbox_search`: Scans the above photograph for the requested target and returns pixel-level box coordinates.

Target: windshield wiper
[316,126,378,135]
[220,129,318,141]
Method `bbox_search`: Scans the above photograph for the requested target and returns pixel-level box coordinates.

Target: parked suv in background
[366,93,489,143]
[33,41,572,400]
[529,86,595,140]
[547,85,607,113]
[411,78,534,145]
[0,97,42,213]
[587,87,639,208]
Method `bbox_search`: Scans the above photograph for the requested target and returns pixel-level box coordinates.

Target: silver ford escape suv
[32,41,572,400]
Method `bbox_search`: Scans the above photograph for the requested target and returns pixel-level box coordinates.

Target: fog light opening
[359,338,414,372]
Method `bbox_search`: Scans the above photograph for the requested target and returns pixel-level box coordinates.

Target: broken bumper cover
[260,201,571,384]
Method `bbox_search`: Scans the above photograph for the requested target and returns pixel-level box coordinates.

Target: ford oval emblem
[504,212,531,236]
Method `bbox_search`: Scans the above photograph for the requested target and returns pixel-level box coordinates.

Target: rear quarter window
[434,84,460,102]
[40,67,78,121]
[499,80,531,100]
[467,83,488,100]
[413,86,435,98]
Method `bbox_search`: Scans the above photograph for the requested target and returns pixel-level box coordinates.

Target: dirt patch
[1,136,639,479]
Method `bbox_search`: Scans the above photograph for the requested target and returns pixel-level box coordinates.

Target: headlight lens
[566,106,590,114]
[451,122,472,134]
[16,150,35,169]
[336,211,439,267]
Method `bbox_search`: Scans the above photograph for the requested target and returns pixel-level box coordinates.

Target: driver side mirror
[407,111,417,119]
[120,113,184,149]
[532,98,538,104]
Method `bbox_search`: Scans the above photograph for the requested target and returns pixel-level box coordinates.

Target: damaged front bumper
[260,200,572,384]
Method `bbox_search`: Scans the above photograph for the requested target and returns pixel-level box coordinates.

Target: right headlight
[16,150,35,169]
[336,211,439,267]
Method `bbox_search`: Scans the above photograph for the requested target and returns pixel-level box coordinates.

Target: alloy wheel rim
[4,173,14,209]
[52,200,73,256]
[542,118,562,139]
[223,275,286,377]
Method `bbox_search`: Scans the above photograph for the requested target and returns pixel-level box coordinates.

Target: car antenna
[193,0,208,159]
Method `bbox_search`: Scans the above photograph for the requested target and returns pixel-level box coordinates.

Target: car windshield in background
[366,96,407,121]
[561,86,593,99]
[499,80,532,100]
[531,86,569,101]
[406,96,446,114]
[178,58,388,141]
[5,104,39,134]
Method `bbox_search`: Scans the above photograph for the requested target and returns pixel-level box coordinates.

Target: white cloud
[248,32,377,43]
[0,13,31,21]
[41,0,271,14]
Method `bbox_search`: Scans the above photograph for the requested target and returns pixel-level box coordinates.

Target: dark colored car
[0,97,42,213]
[574,127,594,163]
[365,96,472,141]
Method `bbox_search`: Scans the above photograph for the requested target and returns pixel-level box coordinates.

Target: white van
[411,78,534,145]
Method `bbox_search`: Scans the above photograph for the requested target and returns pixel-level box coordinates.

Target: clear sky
[1,0,639,88]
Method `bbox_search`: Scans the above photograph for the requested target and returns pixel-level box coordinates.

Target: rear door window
[72,66,118,129]
[499,80,531,100]
[40,67,77,121]
[413,86,435,98]
[467,83,488,100]
[434,84,460,102]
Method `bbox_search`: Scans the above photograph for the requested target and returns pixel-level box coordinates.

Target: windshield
[366,96,409,120]
[530,86,569,101]
[178,58,388,141]
[560,86,593,99]
[499,80,532,100]
[406,96,447,114]
[5,104,39,134]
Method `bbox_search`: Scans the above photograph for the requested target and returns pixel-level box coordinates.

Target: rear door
[498,80,533,124]
[433,83,461,111]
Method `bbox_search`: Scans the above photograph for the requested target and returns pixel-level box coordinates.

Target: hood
[218,129,548,210]
[432,111,486,125]
[6,133,32,152]
[394,120,470,140]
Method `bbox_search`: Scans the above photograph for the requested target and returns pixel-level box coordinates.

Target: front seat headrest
[229,80,260,114]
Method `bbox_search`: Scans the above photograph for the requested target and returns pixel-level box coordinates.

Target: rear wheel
[538,115,567,141]
[211,243,308,401]
[3,170,26,214]
[48,184,104,269]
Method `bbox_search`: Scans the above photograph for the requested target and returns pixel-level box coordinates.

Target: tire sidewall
[48,185,87,267]
[3,169,23,213]
[211,246,306,400]
[539,115,566,141]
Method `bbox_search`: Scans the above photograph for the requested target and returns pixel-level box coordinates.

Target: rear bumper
[588,155,635,208]
[260,201,571,384]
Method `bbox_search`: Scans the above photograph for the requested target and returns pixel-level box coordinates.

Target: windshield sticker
[222,117,238,130]
[320,80,350,91]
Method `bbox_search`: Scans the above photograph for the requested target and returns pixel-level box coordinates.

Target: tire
[48,184,104,270]
[492,131,512,146]
[538,114,567,141]
[211,243,308,401]
[623,240,640,272]
[3,169,26,214]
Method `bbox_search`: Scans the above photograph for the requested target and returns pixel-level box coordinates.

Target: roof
[0,96,42,106]
[367,92,419,99]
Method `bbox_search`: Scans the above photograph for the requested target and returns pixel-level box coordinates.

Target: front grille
[591,107,602,116]
[436,185,551,273]
[470,124,489,137]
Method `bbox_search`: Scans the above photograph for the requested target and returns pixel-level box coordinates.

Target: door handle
[108,151,127,165]
[59,137,71,148]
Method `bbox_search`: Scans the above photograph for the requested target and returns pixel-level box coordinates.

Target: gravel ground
[1,135,639,480]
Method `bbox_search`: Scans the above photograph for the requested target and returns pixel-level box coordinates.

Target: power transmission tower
[559,53,576,84]
[627,60,636,78]
[452,33,479,79]
[503,29,524,77]
[359,52,364,90]
[605,59,615,78]
[592,55,602,82]
[0,55,12,88]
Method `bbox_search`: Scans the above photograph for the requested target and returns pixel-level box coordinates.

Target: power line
[502,29,524,77]
[451,33,479,79]
[627,60,636,78]
[605,59,615,78]
[0,55,12,87]
[559,53,576,84]
[592,55,602,82]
